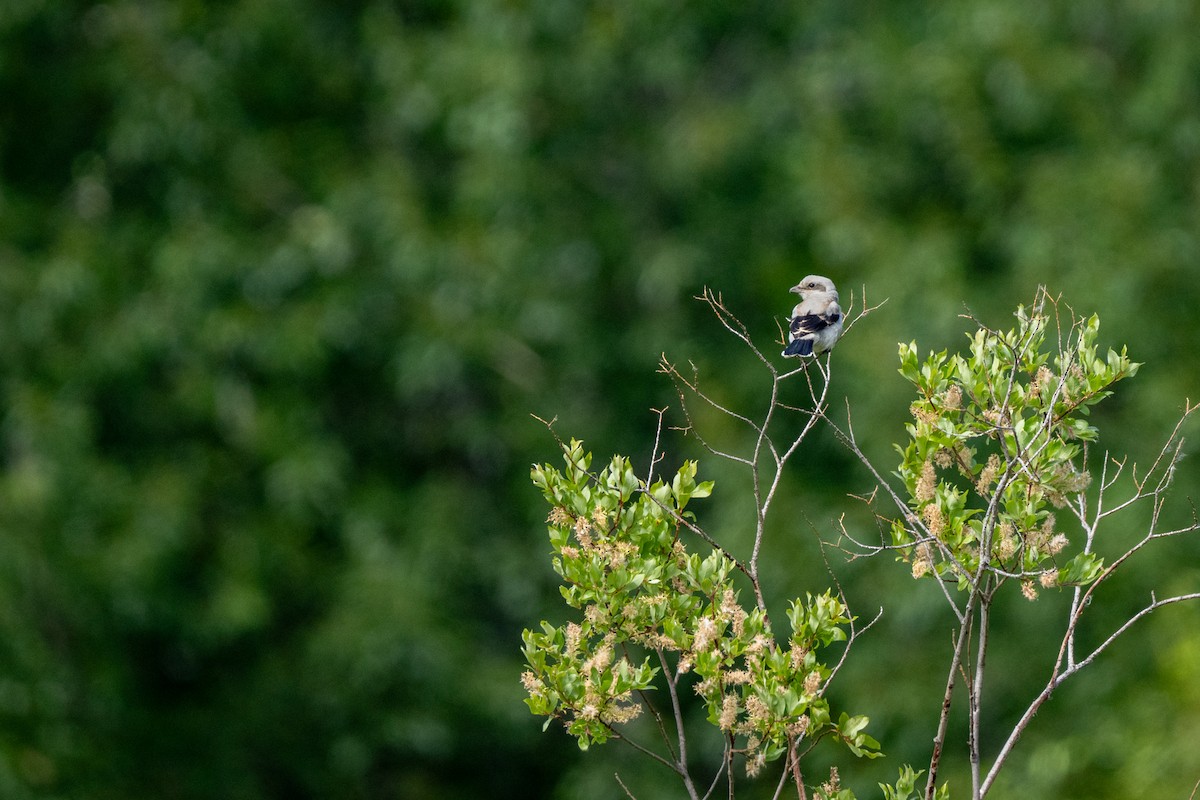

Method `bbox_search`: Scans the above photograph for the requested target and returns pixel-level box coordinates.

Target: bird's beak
[789,284,803,295]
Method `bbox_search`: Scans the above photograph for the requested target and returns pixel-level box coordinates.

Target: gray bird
[782,275,843,357]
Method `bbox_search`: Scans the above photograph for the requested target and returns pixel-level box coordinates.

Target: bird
[782,275,843,358]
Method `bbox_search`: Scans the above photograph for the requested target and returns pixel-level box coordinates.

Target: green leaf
[1060,551,1105,585]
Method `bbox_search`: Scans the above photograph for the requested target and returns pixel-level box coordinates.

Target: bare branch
[926,590,980,799]
[661,294,861,621]
[696,287,777,371]
[1076,591,1200,675]
[976,402,1200,797]
[789,740,809,800]
[655,648,701,799]
[981,591,1200,797]
[840,285,889,338]
[626,644,677,763]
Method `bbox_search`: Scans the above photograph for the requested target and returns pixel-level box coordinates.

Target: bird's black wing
[789,312,840,336]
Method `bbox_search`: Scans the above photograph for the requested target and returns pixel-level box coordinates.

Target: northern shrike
[782,275,843,357]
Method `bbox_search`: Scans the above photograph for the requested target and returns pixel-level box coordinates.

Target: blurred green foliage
[0,1,1197,798]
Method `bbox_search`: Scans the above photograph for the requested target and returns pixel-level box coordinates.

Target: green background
[1,1,1198,797]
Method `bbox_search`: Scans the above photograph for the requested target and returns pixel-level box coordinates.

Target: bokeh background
[2,1,1199,798]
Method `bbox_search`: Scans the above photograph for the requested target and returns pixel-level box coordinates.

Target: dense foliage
[1,1,1198,798]
[526,447,876,770]
[893,300,1134,593]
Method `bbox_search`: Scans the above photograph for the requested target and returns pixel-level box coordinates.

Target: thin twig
[700,741,731,800]
[927,589,980,799]
[656,649,700,799]
[606,725,685,776]
[969,594,991,800]
[645,406,671,488]
[790,738,809,800]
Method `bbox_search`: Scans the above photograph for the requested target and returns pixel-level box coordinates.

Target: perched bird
[782,275,843,357]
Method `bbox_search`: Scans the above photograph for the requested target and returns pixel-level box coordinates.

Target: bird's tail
[782,338,814,357]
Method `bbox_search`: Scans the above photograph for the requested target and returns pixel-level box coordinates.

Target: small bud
[1032,366,1054,399]
[820,766,842,797]
[789,643,809,671]
[565,622,582,655]
[911,542,934,579]
[922,503,946,539]
[915,461,937,503]
[910,402,939,425]
[719,694,739,731]
[521,671,543,694]
[693,617,718,652]
[745,694,770,724]
[942,384,963,410]
[976,453,1002,495]
[726,669,752,685]
[787,715,810,738]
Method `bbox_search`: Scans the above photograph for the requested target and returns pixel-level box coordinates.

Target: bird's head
[790,275,837,297]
